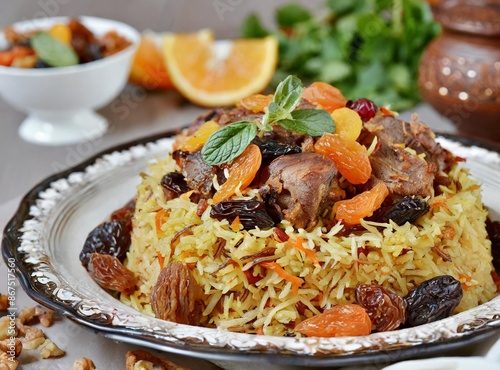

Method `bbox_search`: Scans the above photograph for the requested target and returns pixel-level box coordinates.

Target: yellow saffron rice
[121,153,497,336]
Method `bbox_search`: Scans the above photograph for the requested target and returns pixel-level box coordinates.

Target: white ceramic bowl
[0,16,140,146]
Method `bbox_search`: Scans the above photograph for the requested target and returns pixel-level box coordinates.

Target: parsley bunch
[241,0,440,111]
[202,75,335,165]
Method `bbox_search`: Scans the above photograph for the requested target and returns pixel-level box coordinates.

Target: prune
[151,262,204,325]
[486,219,500,273]
[210,199,277,230]
[405,275,463,327]
[253,137,301,162]
[355,284,406,332]
[80,219,131,268]
[381,196,429,225]
[160,172,189,196]
[87,253,136,294]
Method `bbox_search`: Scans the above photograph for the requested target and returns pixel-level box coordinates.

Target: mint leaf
[201,121,257,165]
[262,101,290,128]
[273,75,304,112]
[31,32,78,67]
[278,109,335,136]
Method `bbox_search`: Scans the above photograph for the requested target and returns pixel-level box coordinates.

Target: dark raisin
[486,219,500,273]
[160,172,190,196]
[404,275,463,327]
[87,253,136,294]
[85,42,103,62]
[80,220,131,268]
[252,137,301,162]
[381,196,429,225]
[355,284,406,332]
[34,59,52,68]
[346,98,377,122]
[210,199,277,230]
[110,199,135,224]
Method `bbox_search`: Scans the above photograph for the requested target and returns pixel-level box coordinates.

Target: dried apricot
[333,182,389,225]
[213,144,262,204]
[331,107,362,140]
[294,304,371,337]
[182,120,219,152]
[314,133,371,184]
[302,82,347,112]
[240,94,273,113]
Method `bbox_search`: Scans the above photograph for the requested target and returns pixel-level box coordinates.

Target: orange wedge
[162,30,278,107]
[129,34,173,90]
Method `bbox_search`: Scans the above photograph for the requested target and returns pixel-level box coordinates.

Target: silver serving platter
[3,132,500,367]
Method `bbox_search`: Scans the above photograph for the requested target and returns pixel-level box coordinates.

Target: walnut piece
[23,337,45,350]
[0,295,8,311]
[125,350,188,370]
[0,351,18,370]
[73,357,97,370]
[17,306,54,328]
[0,339,22,358]
[0,317,14,340]
[38,339,65,359]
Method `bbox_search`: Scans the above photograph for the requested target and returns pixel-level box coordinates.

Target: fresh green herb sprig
[201,75,335,165]
[241,0,440,111]
[31,32,79,67]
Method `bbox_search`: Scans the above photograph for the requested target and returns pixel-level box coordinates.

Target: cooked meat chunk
[368,143,434,197]
[261,152,341,230]
[181,151,217,197]
[212,106,263,126]
[365,114,454,176]
[151,262,204,325]
[409,113,455,173]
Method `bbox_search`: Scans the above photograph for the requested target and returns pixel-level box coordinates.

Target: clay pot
[418,0,500,142]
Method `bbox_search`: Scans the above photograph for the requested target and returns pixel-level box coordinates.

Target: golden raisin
[87,253,136,294]
[331,107,362,140]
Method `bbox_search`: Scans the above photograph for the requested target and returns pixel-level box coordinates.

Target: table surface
[1,1,498,369]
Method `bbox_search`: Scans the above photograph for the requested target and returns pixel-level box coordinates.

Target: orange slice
[162,30,278,107]
[129,33,173,90]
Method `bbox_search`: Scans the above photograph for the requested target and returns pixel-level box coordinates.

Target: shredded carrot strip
[466,184,480,191]
[230,216,241,232]
[156,251,165,269]
[288,237,320,267]
[260,261,303,296]
[155,209,169,233]
[492,271,500,292]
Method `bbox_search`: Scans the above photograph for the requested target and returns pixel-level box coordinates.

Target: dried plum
[160,172,189,196]
[80,219,131,268]
[110,199,135,224]
[381,196,429,225]
[355,284,406,332]
[253,137,301,162]
[210,199,278,230]
[405,275,462,327]
[486,219,500,273]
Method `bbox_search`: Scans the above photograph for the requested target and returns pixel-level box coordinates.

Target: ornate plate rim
[2,130,500,367]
